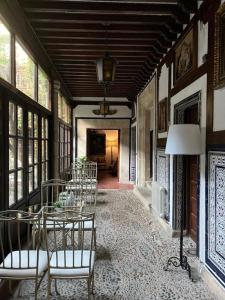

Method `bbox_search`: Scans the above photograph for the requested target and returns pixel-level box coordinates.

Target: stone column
[50,80,60,179]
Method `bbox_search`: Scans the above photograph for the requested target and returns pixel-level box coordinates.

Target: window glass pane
[29,167,33,193]
[42,140,45,161]
[28,112,33,137]
[34,114,38,137]
[17,106,23,136]
[18,139,23,168]
[38,67,50,109]
[29,139,33,165]
[16,41,35,99]
[45,119,48,138]
[34,140,38,163]
[42,162,45,181]
[34,165,38,188]
[45,140,48,159]
[9,138,15,170]
[9,102,16,135]
[58,93,62,119]
[17,170,23,200]
[9,173,15,206]
[0,20,10,82]
[46,162,48,179]
[42,118,45,138]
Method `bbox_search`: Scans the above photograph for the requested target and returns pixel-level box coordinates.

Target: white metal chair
[43,210,95,299]
[0,210,48,300]
[41,178,97,249]
[68,162,98,206]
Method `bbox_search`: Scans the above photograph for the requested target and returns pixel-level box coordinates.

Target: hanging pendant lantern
[93,97,117,117]
[96,52,116,85]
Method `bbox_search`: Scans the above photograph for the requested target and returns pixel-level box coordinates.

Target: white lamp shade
[165,124,202,155]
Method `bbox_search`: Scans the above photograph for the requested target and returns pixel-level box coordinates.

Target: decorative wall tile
[157,148,170,220]
[130,126,136,182]
[207,150,225,283]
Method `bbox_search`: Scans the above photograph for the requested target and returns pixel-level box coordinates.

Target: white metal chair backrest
[84,161,97,181]
[0,210,42,271]
[43,210,95,272]
[41,179,82,207]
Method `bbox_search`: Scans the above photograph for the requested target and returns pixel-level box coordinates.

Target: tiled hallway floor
[16,190,217,300]
[97,170,133,190]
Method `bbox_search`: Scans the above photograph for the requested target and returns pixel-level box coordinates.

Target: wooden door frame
[173,91,201,255]
[86,128,120,179]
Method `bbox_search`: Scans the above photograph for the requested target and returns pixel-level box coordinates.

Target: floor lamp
[164,124,202,278]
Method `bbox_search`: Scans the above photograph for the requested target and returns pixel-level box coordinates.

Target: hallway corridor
[16,190,216,300]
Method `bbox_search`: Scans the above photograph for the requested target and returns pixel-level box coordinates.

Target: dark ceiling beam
[47,50,154,56]
[36,31,161,40]
[31,22,178,40]
[36,31,171,48]
[53,56,148,62]
[23,0,178,4]
[20,1,189,24]
[44,44,166,51]
[26,12,183,31]
[40,37,167,46]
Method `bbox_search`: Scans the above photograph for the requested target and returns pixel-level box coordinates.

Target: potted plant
[53,200,64,211]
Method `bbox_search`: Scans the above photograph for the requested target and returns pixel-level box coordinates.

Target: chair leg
[55,279,60,295]
[34,275,39,300]
[95,189,97,206]
[87,278,91,300]
[47,274,51,300]
[91,272,95,294]
[94,229,97,250]
[9,280,13,295]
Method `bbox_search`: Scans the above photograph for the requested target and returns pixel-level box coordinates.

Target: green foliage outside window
[38,66,50,110]
[0,20,10,82]
[16,41,35,100]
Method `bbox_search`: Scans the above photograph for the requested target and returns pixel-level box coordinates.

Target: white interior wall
[198,21,208,67]
[137,76,156,185]
[214,86,225,131]
[158,64,169,101]
[75,118,130,183]
[170,74,207,262]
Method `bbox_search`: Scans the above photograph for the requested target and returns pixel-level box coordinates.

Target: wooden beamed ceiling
[18,0,194,100]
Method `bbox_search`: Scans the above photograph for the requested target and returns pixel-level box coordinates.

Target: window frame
[0,84,51,211]
[8,101,24,206]
[58,121,72,175]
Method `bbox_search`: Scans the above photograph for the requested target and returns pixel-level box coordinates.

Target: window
[0,19,10,82]
[28,112,39,193]
[59,123,71,174]
[16,41,35,99]
[58,93,71,124]
[38,66,51,110]
[8,102,24,206]
[41,117,49,182]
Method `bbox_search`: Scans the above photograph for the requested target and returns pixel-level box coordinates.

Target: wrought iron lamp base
[164,255,191,278]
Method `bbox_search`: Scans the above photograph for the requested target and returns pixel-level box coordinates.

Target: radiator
[151,181,167,219]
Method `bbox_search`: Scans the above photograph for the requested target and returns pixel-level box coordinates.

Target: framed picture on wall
[174,26,197,83]
[158,98,167,133]
[88,133,106,156]
[214,3,225,89]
